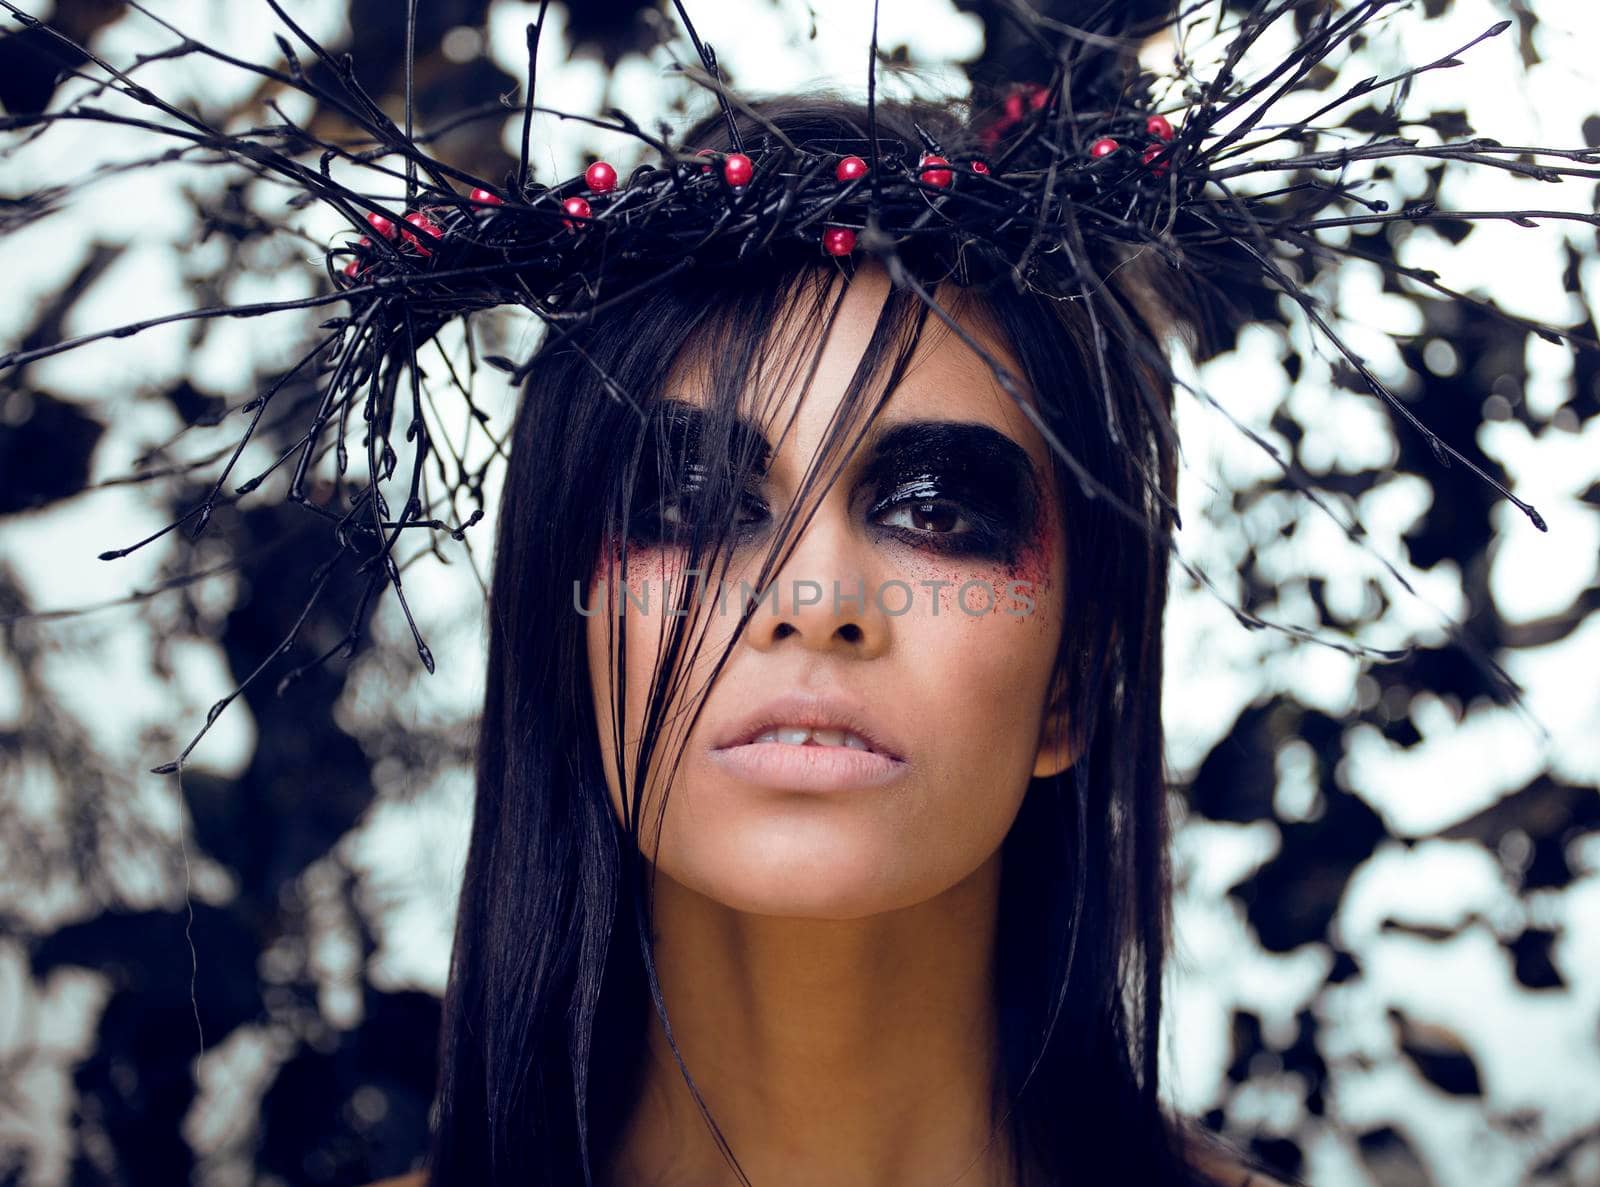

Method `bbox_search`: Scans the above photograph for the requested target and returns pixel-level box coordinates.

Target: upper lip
[710,688,906,760]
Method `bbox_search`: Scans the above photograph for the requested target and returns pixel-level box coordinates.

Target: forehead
[662,260,1053,478]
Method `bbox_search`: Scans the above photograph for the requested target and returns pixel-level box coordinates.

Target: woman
[1,3,1583,1182]
[380,95,1304,1187]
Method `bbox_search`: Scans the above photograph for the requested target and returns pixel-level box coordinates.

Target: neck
[603,850,1018,1187]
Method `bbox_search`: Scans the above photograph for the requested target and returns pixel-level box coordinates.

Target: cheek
[883,498,1067,772]
[584,540,684,805]
[878,528,1065,770]
[585,539,735,823]
[587,531,687,605]
[872,493,1063,635]
[586,540,664,725]
[1007,494,1057,602]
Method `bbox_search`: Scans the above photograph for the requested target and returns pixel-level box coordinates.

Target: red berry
[1003,93,1025,123]
[1026,83,1050,110]
[1142,145,1171,175]
[366,212,397,239]
[399,211,441,256]
[404,211,442,237]
[562,195,592,230]
[918,153,952,188]
[822,226,856,256]
[1089,137,1119,159]
[469,188,503,206]
[722,152,754,187]
[1146,114,1175,141]
[696,148,715,174]
[970,160,990,175]
[585,161,617,194]
[836,155,869,182]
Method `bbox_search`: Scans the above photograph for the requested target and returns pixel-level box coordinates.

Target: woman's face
[585,261,1074,919]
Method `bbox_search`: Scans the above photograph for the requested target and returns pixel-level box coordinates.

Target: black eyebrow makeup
[855,420,1043,567]
[647,399,773,471]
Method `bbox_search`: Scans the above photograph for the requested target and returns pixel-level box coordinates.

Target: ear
[1031,669,1080,779]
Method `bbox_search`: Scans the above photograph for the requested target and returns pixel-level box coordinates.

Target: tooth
[842,733,868,751]
[809,728,846,747]
[776,727,812,745]
[755,729,780,744]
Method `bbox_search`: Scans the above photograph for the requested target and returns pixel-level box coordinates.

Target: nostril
[838,623,863,643]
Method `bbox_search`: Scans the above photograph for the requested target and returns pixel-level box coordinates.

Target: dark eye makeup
[855,421,1042,565]
[625,400,1043,566]
[625,401,771,545]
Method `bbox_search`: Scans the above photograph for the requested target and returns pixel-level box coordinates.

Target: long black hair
[424,92,1260,1187]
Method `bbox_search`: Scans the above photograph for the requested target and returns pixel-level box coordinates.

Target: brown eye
[877,499,969,536]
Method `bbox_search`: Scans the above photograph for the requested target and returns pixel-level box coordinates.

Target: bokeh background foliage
[0,1,1598,1185]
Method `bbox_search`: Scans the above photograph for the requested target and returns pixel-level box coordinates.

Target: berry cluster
[333,95,1191,285]
[1087,113,1179,176]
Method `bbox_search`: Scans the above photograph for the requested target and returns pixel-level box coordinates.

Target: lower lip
[708,741,908,791]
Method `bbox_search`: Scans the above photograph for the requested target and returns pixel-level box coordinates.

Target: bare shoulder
[358,1173,427,1187]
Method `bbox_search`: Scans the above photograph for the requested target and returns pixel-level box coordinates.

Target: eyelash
[879,500,966,533]
[655,486,766,531]
[630,468,766,543]
[866,489,1002,557]
[634,479,998,557]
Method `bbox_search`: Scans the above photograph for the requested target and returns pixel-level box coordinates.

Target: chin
[660,822,937,920]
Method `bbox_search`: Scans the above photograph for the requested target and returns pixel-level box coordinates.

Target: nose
[741,497,889,657]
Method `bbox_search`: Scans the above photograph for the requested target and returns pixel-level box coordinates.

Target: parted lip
[710,688,907,761]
